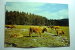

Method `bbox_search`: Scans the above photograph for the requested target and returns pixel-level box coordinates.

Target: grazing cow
[29,26,47,37]
[5,25,15,29]
[48,26,60,30]
[55,29,64,36]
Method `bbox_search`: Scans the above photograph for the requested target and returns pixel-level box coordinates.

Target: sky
[6,2,68,19]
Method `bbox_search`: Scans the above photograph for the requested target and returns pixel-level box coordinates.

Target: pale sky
[6,2,68,19]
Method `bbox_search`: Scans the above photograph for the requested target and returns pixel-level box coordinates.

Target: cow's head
[42,28,47,33]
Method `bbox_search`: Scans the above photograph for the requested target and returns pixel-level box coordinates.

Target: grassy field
[4,25,70,48]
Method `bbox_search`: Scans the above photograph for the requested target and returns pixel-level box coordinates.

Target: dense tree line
[5,11,69,26]
[49,19,69,26]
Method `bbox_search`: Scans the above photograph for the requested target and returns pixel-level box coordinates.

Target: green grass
[5,25,70,48]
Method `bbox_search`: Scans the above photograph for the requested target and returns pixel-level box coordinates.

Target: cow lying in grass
[10,33,23,38]
[5,25,15,29]
[29,26,47,37]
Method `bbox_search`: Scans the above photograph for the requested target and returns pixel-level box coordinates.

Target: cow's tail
[56,30,58,36]
[29,27,32,36]
[62,31,64,34]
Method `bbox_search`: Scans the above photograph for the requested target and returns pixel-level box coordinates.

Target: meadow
[4,25,70,48]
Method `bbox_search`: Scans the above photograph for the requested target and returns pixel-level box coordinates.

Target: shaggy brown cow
[5,25,15,29]
[55,29,64,36]
[29,26,47,37]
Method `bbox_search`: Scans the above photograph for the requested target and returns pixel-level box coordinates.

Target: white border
[5,0,70,4]
[0,0,75,50]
